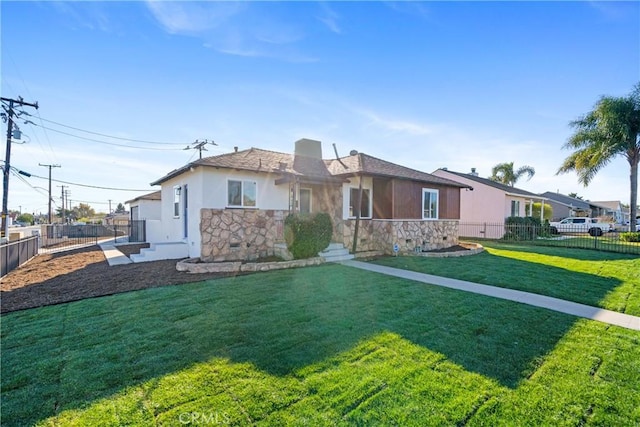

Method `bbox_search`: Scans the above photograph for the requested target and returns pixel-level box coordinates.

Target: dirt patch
[0,245,238,314]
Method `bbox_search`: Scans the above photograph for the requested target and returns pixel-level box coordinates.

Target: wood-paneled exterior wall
[372,177,461,220]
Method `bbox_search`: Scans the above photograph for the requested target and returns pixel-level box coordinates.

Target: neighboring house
[591,200,626,224]
[126,191,162,242]
[103,212,129,226]
[539,192,594,221]
[432,168,548,238]
[127,191,161,221]
[140,138,470,262]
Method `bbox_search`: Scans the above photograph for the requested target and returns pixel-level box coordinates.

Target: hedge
[284,212,333,259]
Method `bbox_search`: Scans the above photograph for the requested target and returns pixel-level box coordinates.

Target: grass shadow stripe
[456,394,492,426]
[341,381,389,419]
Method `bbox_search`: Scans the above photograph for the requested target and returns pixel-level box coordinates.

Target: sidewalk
[98,239,132,266]
[341,260,640,331]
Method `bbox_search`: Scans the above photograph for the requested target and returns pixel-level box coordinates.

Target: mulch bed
[0,245,238,314]
[422,245,471,253]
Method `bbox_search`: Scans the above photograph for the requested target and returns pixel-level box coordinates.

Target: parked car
[549,217,613,236]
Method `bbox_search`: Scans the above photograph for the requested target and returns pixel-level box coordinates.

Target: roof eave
[505,191,548,201]
[343,171,473,189]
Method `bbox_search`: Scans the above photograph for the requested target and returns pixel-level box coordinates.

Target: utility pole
[1,96,39,238]
[65,189,70,223]
[58,185,67,223]
[108,199,112,214]
[39,163,61,224]
[184,139,216,159]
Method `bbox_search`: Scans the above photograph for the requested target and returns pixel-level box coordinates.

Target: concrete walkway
[341,260,640,331]
[98,241,132,266]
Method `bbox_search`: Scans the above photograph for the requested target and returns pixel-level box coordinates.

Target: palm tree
[489,162,535,187]
[558,83,640,232]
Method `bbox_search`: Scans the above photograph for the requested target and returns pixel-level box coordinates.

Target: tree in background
[567,192,584,200]
[56,207,72,222]
[73,203,96,219]
[16,213,34,225]
[489,162,535,187]
[532,202,553,221]
[558,83,640,232]
[115,203,126,213]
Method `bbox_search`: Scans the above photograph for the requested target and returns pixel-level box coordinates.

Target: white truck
[549,217,613,236]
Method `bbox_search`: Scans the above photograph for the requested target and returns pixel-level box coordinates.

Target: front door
[299,188,311,214]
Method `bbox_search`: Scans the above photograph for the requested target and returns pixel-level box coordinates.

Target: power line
[23,109,59,163]
[21,112,185,145]
[184,139,217,159]
[24,123,185,151]
[68,199,110,205]
[11,169,48,197]
[25,171,151,191]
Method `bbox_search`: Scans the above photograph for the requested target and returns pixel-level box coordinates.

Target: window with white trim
[173,186,181,217]
[227,180,257,207]
[422,188,439,219]
[510,200,520,217]
[349,188,371,218]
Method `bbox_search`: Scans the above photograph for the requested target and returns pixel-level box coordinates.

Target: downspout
[352,174,363,254]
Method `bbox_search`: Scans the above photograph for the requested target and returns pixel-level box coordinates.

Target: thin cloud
[384,1,431,20]
[357,109,434,136]
[145,1,317,62]
[587,1,638,21]
[145,1,243,34]
[317,2,342,34]
[50,2,114,33]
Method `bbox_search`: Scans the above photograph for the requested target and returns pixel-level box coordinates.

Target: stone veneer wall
[334,219,459,255]
[200,209,287,262]
[200,207,459,261]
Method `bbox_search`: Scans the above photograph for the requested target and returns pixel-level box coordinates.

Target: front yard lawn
[2,257,639,425]
[373,242,640,316]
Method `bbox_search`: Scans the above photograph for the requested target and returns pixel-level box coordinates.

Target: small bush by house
[284,213,333,259]
[619,232,640,243]
[504,217,552,240]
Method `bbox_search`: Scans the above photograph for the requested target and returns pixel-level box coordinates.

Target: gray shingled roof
[152,147,469,188]
[151,148,339,186]
[440,169,543,198]
[125,190,161,204]
[540,192,592,210]
[326,153,470,188]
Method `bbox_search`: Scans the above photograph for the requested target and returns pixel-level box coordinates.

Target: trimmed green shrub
[504,216,550,240]
[619,232,640,243]
[284,212,333,259]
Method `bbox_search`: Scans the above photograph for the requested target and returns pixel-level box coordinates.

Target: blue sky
[2,1,639,215]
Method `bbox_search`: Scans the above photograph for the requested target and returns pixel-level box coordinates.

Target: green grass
[374,242,640,316]
[2,258,639,426]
